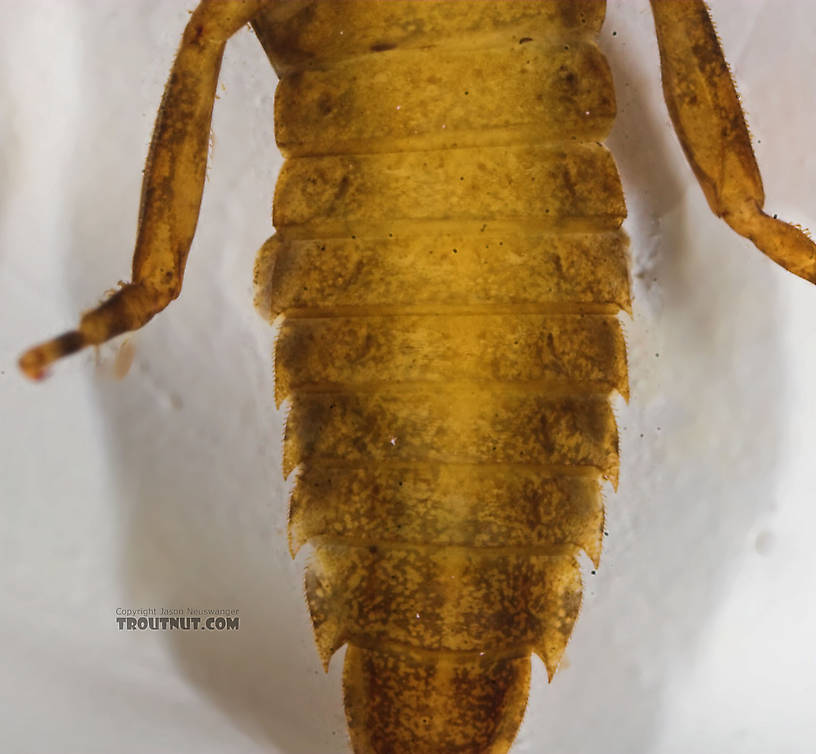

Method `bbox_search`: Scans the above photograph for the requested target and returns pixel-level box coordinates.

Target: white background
[2,1,815,753]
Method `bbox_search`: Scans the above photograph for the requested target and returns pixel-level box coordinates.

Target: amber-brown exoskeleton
[19,2,816,753]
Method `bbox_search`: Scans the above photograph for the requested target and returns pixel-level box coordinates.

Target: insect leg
[19,0,268,380]
[649,0,816,285]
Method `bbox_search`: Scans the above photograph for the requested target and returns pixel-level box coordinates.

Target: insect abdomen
[253,1,628,751]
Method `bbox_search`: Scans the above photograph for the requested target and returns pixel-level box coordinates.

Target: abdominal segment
[253,1,626,751]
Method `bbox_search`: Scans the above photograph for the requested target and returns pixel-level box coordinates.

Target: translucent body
[254,2,624,751]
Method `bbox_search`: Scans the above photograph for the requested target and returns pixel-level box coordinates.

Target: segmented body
[252,2,628,750]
